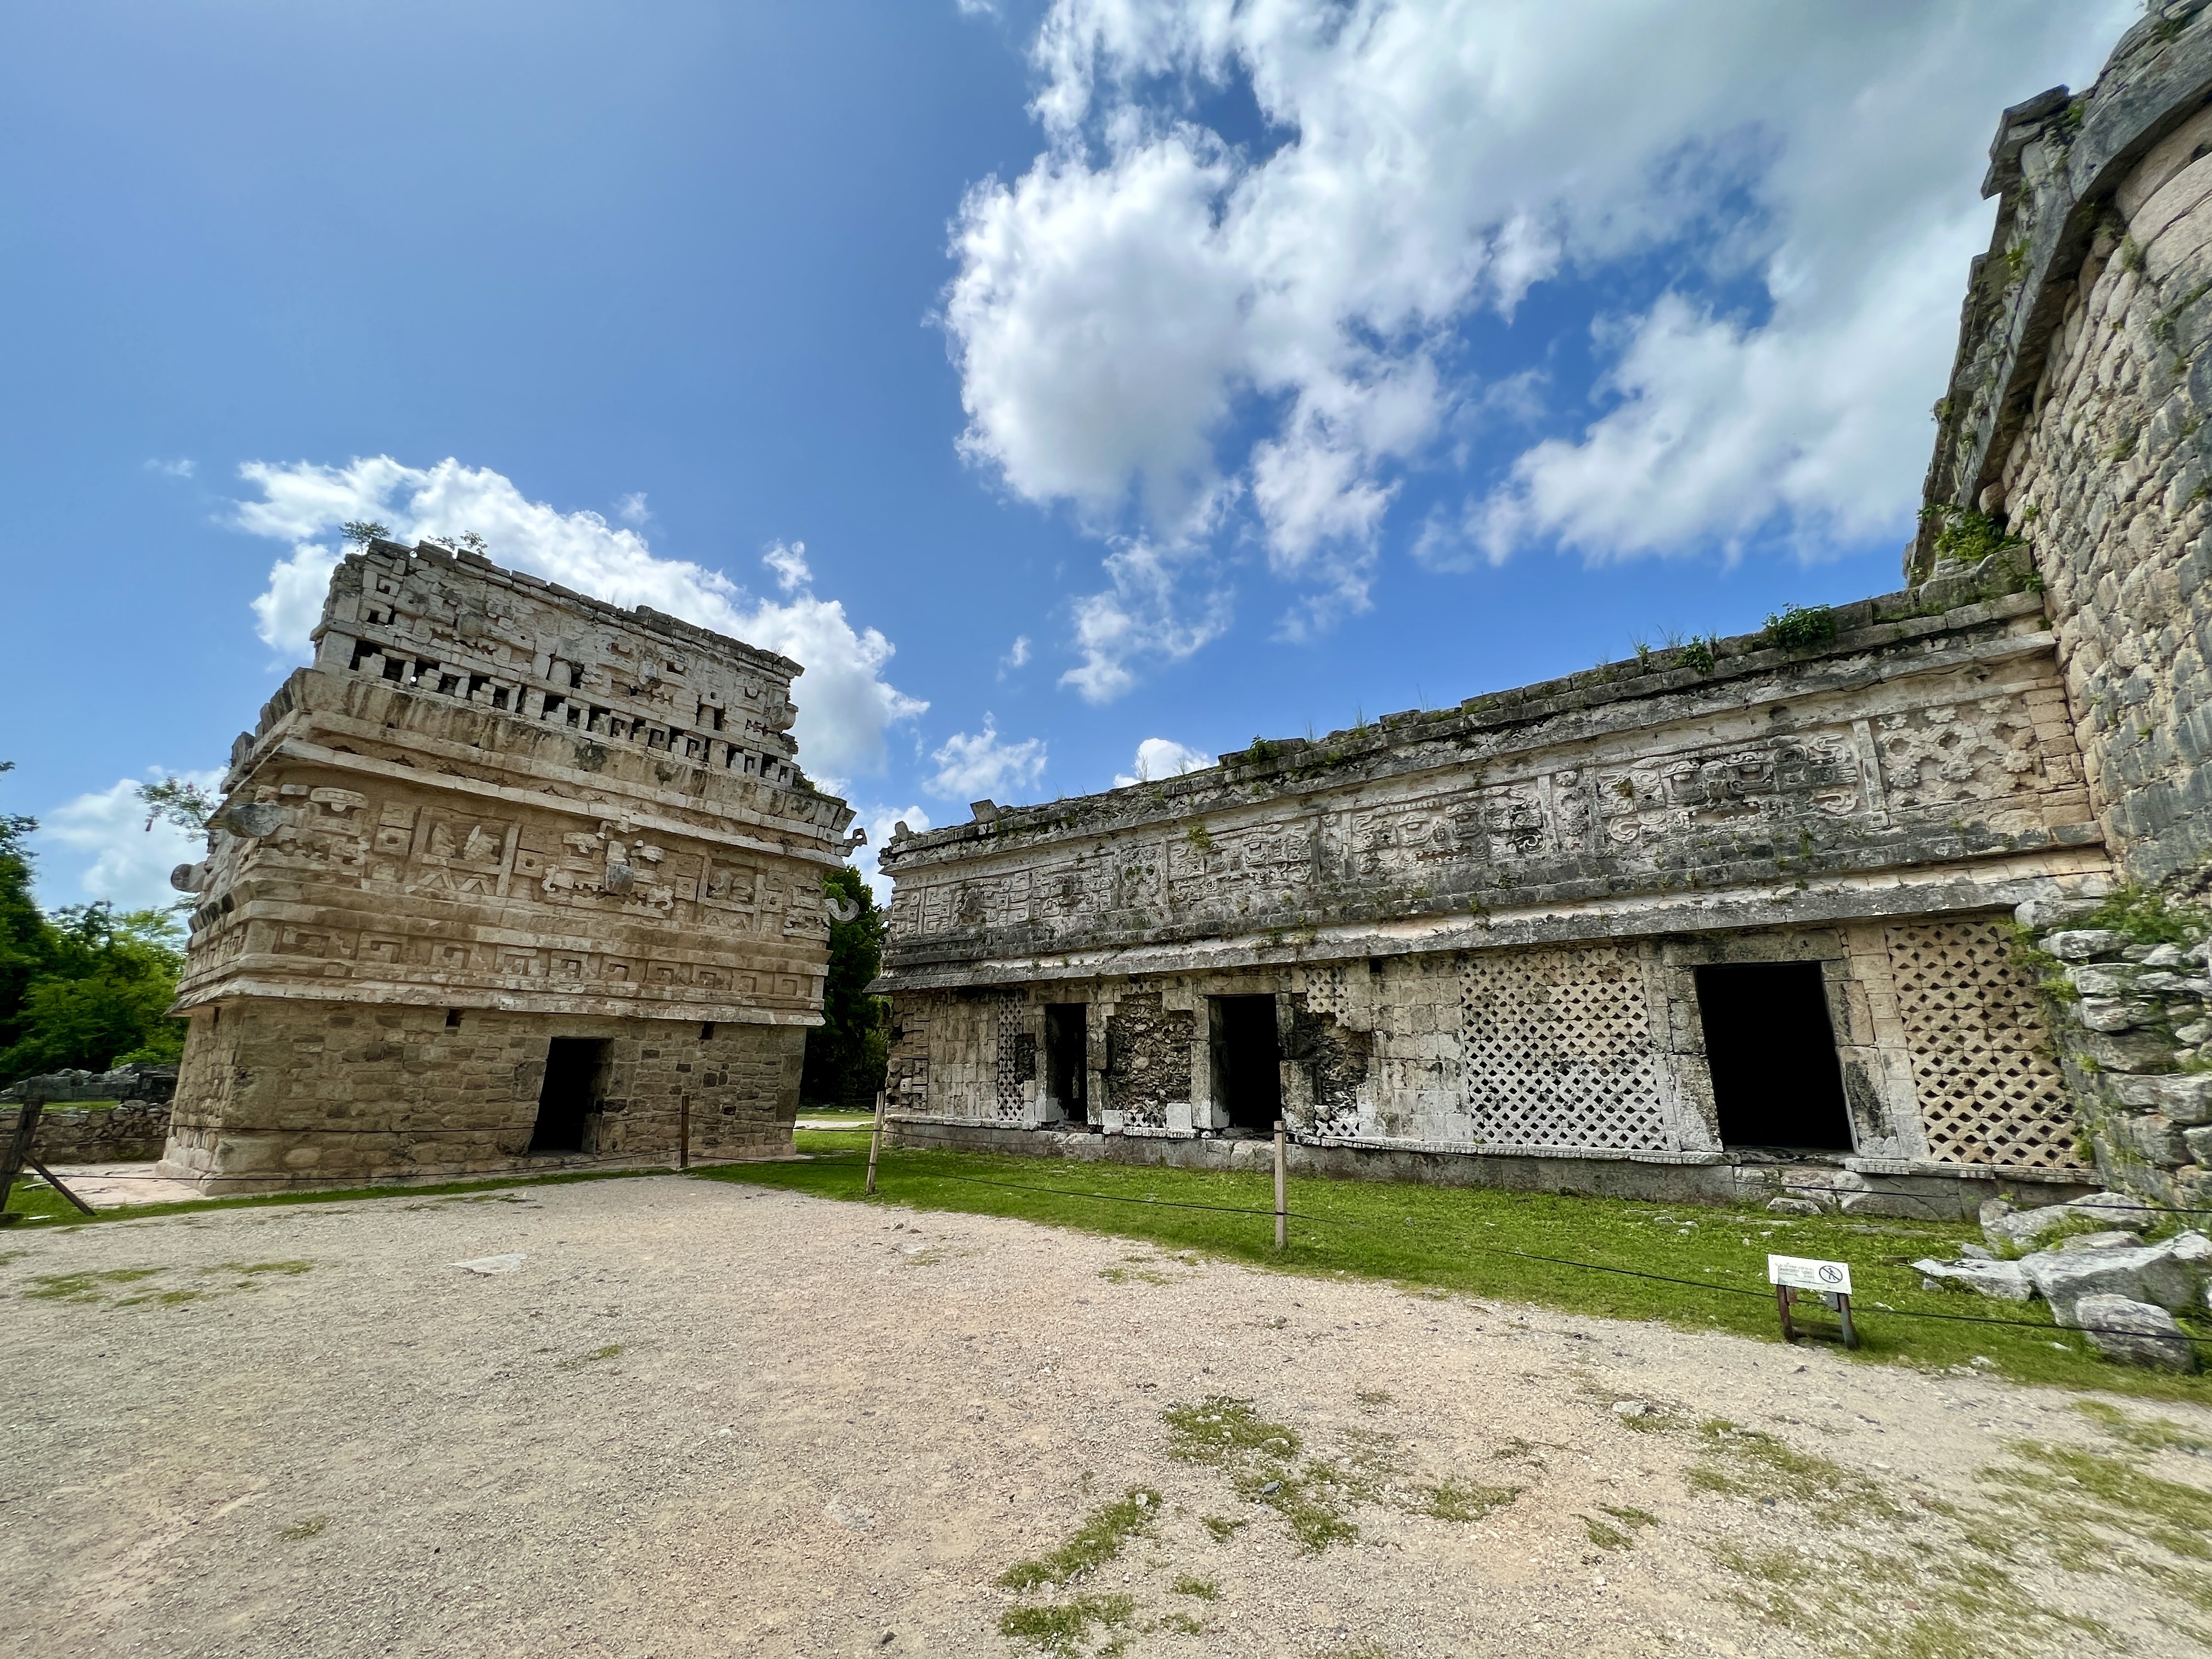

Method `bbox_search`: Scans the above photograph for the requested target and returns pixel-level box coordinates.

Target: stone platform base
[884,1115,2097,1221]
[153,1136,800,1195]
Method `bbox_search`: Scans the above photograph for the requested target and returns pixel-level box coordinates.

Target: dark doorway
[532,1037,608,1153]
[1045,1003,1088,1124]
[1695,963,1853,1151]
[1213,995,1283,1131]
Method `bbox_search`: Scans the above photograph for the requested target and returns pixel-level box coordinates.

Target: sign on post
[1768,1255,1852,1295]
[1767,1254,1858,1349]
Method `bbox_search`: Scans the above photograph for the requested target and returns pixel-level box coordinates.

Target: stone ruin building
[872,6,2212,1221]
[156,537,858,1190]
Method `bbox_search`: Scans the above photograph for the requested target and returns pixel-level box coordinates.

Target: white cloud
[1113,736,1214,787]
[40,768,225,913]
[616,492,651,524]
[948,0,2134,681]
[1062,535,1232,703]
[851,802,933,901]
[998,634,1032,677]
[926,715,1047,802]
[232,458,927,784]
[144,458,195,478]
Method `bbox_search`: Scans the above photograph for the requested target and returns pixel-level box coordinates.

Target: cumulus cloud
[998,634,1032,677]
[947,0,2132,685]
[1062,536,1232,703]
[232,457,927,784]
[926,715,1047,802]
[1113,736,1214,787]
[851,802,932,901]
[40,768,225,912]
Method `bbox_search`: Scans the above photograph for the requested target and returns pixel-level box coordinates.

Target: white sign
[1768,1254,1852,1295]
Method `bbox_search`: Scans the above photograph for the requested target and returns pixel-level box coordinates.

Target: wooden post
[866,1091,885,1195]
[27,1158,95,1217]
[1775,1283,1797,1344]
[1273,1119,1287,1251]
[0,1101,43,1226]
[678,1094,691,1171]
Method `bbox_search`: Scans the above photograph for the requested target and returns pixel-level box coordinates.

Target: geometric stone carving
[1883,919,2085,1172]
[1459,945,1671,1153]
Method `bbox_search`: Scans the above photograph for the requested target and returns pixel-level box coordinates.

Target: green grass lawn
[13,1126,2210,1401]
[691,1129,2212,1402]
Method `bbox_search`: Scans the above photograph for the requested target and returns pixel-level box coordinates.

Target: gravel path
[6,1173,2211,1658]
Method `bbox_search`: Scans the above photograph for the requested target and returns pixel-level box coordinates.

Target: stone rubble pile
[0,1063,178,1106]
[1911,1190,2210,1371]
[2011,895,2212,1210]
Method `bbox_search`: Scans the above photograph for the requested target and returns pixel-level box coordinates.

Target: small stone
[1961,1243,1995,1260]
[1911,1257,2037,1301]
[2054,1230,2144,1253]
[2144,944,2194,969]
[1260,1480,1282,1496]
[2015,896,2107,930]
[1765,1197,1822,1216]
[2076,996,2159,1032]
[454,1254,527,1274]
[2067,1191,2160,1228]
[2074,1294,2198,1372]
[2046,928,2129,960]
[1611,1400,1652,1418]
[2109,1112,2190,1167]
[2027,1231,2212,1323]
[2112,1074,2212,1124]
[2070,963,2143,996]
[2080,1028,2179,1073]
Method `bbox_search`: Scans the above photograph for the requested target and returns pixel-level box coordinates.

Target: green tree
[0,904,188,1080]
[0,761,59,1058]
[0,764,191,1084]
[801,868,888,1107]
[137,776,216,832]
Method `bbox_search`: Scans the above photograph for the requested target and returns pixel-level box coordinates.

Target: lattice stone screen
[994,998,1035,1124]
[1883,919,2084,1170]
[1458,944,1672,1152]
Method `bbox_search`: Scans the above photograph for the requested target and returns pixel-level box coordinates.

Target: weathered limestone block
[2024,1230,2212,1323]
[2074,1293,2199,1370]
[1912,1256,2039,1300]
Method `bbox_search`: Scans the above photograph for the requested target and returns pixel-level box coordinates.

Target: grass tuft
[997,1593,1135,1655]
[998,1489,1160,1590]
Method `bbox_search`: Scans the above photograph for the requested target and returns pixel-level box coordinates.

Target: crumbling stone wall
[0,1102,172,1163]
[1913,5,2212,885]
[1910,7,2212,1204]
[1104,992,1191,1132]
[1992,108,2212,884]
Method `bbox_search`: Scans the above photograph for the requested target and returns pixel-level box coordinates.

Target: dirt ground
[7,1174,2212,1659]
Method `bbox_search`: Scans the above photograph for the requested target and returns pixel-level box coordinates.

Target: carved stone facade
[878,583,2109,1217]
[158,539,856,1190]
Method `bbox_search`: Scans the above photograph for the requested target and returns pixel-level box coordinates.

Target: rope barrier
[18,1125,2212,1349]
[769,1148,2212,1348]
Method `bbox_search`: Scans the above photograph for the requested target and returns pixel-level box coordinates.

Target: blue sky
[1,0,2136,905]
